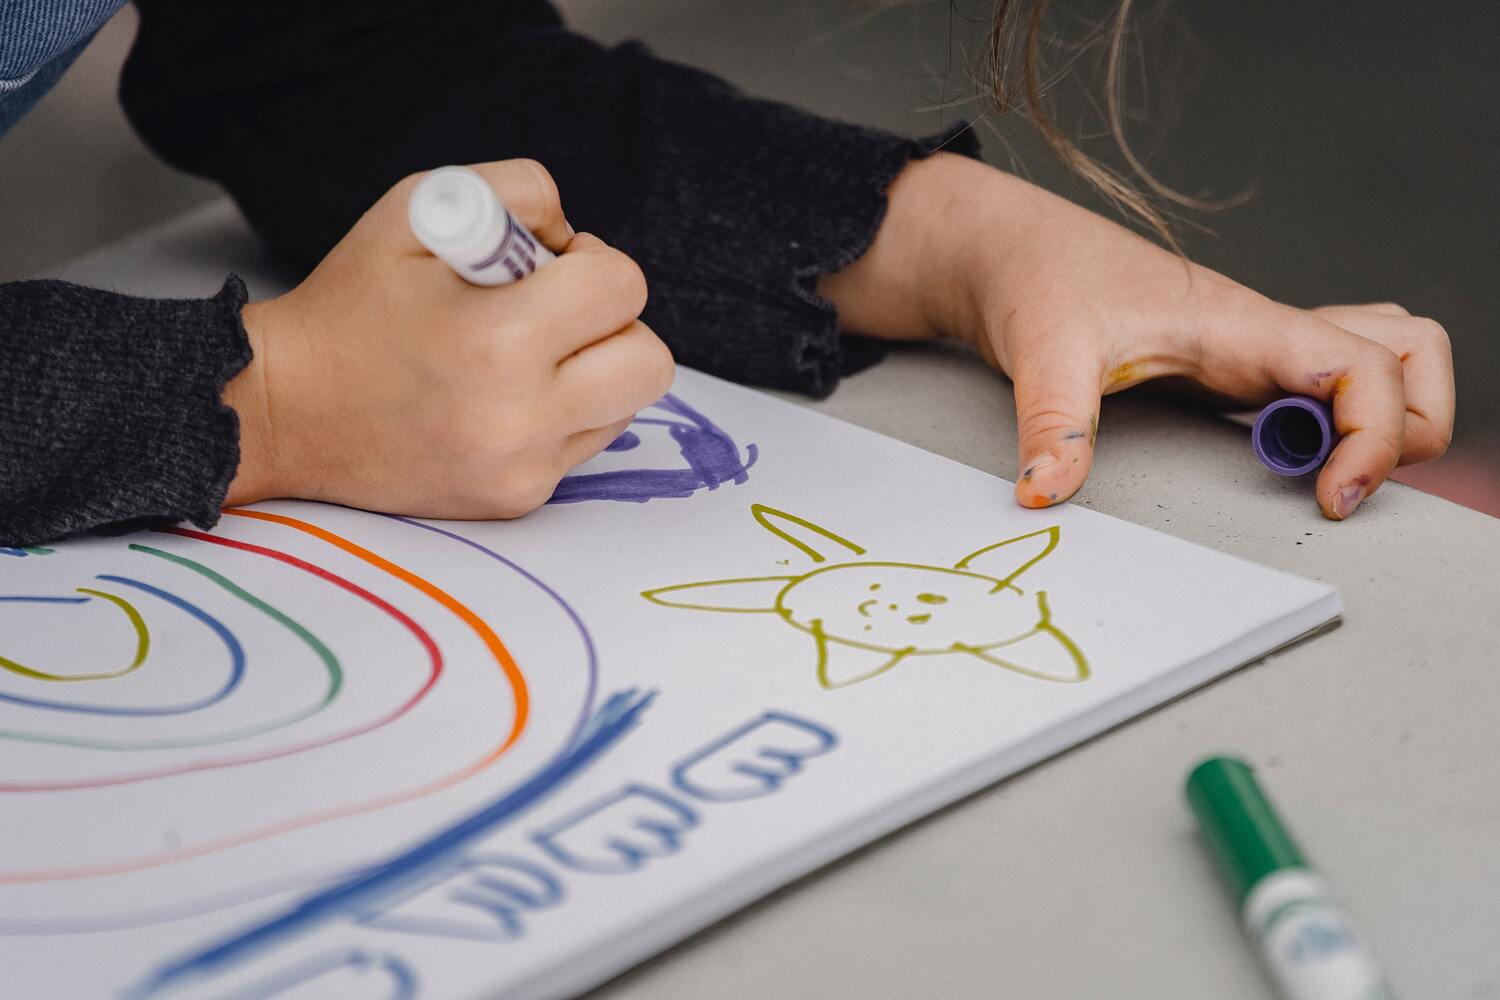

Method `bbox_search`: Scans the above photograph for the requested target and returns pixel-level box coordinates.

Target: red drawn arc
[0,515,529,884]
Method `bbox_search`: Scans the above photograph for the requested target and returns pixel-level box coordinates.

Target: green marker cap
[1185,756,1307,906]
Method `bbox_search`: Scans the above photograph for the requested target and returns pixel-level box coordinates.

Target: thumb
[1011,352,1104,509]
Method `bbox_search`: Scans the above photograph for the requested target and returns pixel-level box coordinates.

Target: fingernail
[1333,482,1366,519]
[564,219,576,239]
[1020,454,1057,482]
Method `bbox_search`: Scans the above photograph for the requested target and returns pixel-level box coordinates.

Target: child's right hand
[223,160,675,518]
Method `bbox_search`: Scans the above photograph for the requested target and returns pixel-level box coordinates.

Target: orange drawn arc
[225,508,529,752]
[3,508,530,884]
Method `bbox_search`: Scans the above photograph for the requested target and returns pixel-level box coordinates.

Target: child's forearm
[816,152,990,347]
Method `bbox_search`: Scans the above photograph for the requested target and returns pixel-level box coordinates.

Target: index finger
[462,159,574,253]
[379,159,574,258]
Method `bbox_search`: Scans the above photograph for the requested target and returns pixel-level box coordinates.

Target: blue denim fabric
[0,0,126,134]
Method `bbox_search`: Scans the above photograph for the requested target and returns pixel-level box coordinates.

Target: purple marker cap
[1252,396,1336,476]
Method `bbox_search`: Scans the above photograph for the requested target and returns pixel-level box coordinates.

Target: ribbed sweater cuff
[0,275,252,544]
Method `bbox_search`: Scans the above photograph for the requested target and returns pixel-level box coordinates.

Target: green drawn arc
[0,545,343,751]
[0,588,150,682]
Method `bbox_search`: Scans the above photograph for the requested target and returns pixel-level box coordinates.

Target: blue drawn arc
[220,947,418,1000]
[0,514,606,937]
[130,689,655,999]
[0,575,243,717]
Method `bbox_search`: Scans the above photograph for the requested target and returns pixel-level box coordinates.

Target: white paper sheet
[0,366,1339,999]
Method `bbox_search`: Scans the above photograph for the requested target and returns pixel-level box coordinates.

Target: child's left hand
[819,153,1454,520]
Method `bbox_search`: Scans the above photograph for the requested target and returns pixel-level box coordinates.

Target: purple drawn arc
[0,517,600,936]
[382,515,599,751]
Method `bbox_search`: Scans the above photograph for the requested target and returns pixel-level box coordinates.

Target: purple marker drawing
[550,393,757,504]
[1252,396,1336,476]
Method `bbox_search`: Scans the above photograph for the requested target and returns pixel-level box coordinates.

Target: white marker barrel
[407,165,556,286]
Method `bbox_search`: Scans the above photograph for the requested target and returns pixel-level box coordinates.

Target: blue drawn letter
[220,948,417,1000]
[532,784,698,875]
[357,854,563,943]
[672,711,839,803]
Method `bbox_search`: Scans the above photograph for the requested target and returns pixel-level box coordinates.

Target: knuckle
[1357,341,1404,379]
[602,250,649,313]
[637,329,676,398]
[490,463,558,518]
[1411,316,1451,351]
[1403,434,1449,465]
[1368,427,1405,466]
[508,158,563,222]
[1015,397,1083,443]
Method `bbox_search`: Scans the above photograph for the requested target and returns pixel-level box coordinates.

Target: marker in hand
[408,165,555,286]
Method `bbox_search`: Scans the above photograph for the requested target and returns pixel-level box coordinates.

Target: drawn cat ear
[641,576,795,614]
[960,592,1090,683]
[751,504,865,564]
[953,526,1060,587]
[814,629,910,689]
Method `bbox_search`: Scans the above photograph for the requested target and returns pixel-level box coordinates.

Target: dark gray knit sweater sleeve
[605,47,981,394]
[0,276,251,545]
[120,0,981,397]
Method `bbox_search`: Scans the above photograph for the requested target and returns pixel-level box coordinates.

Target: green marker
[1185,757,1395,1000]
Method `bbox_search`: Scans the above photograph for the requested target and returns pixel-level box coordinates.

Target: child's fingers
[381,159,574,258]
[1257,312,1408,520]
[1309,305,1455,465]
[496,238,649,359]
[1009,342,1105,509]
[555,320,676,430]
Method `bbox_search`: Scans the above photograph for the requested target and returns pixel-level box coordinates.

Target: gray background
[3,1,1495,455]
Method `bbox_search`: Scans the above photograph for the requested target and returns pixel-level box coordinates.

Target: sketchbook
[0,366,1340,999]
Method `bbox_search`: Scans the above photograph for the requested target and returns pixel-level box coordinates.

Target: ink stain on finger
[1049,493,1058,501]
[1106,362,1136,386]
[1088,414,1098,447]
[1061,430,1088,441]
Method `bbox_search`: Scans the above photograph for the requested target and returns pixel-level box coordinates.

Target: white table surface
[45,200,1500,999]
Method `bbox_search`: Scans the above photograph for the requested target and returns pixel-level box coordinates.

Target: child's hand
[224,160,675,518]
[821,153,1454,520]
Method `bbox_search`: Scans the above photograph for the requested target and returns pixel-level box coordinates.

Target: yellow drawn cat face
[777,563,1036,655]
[643,505,1089,690]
